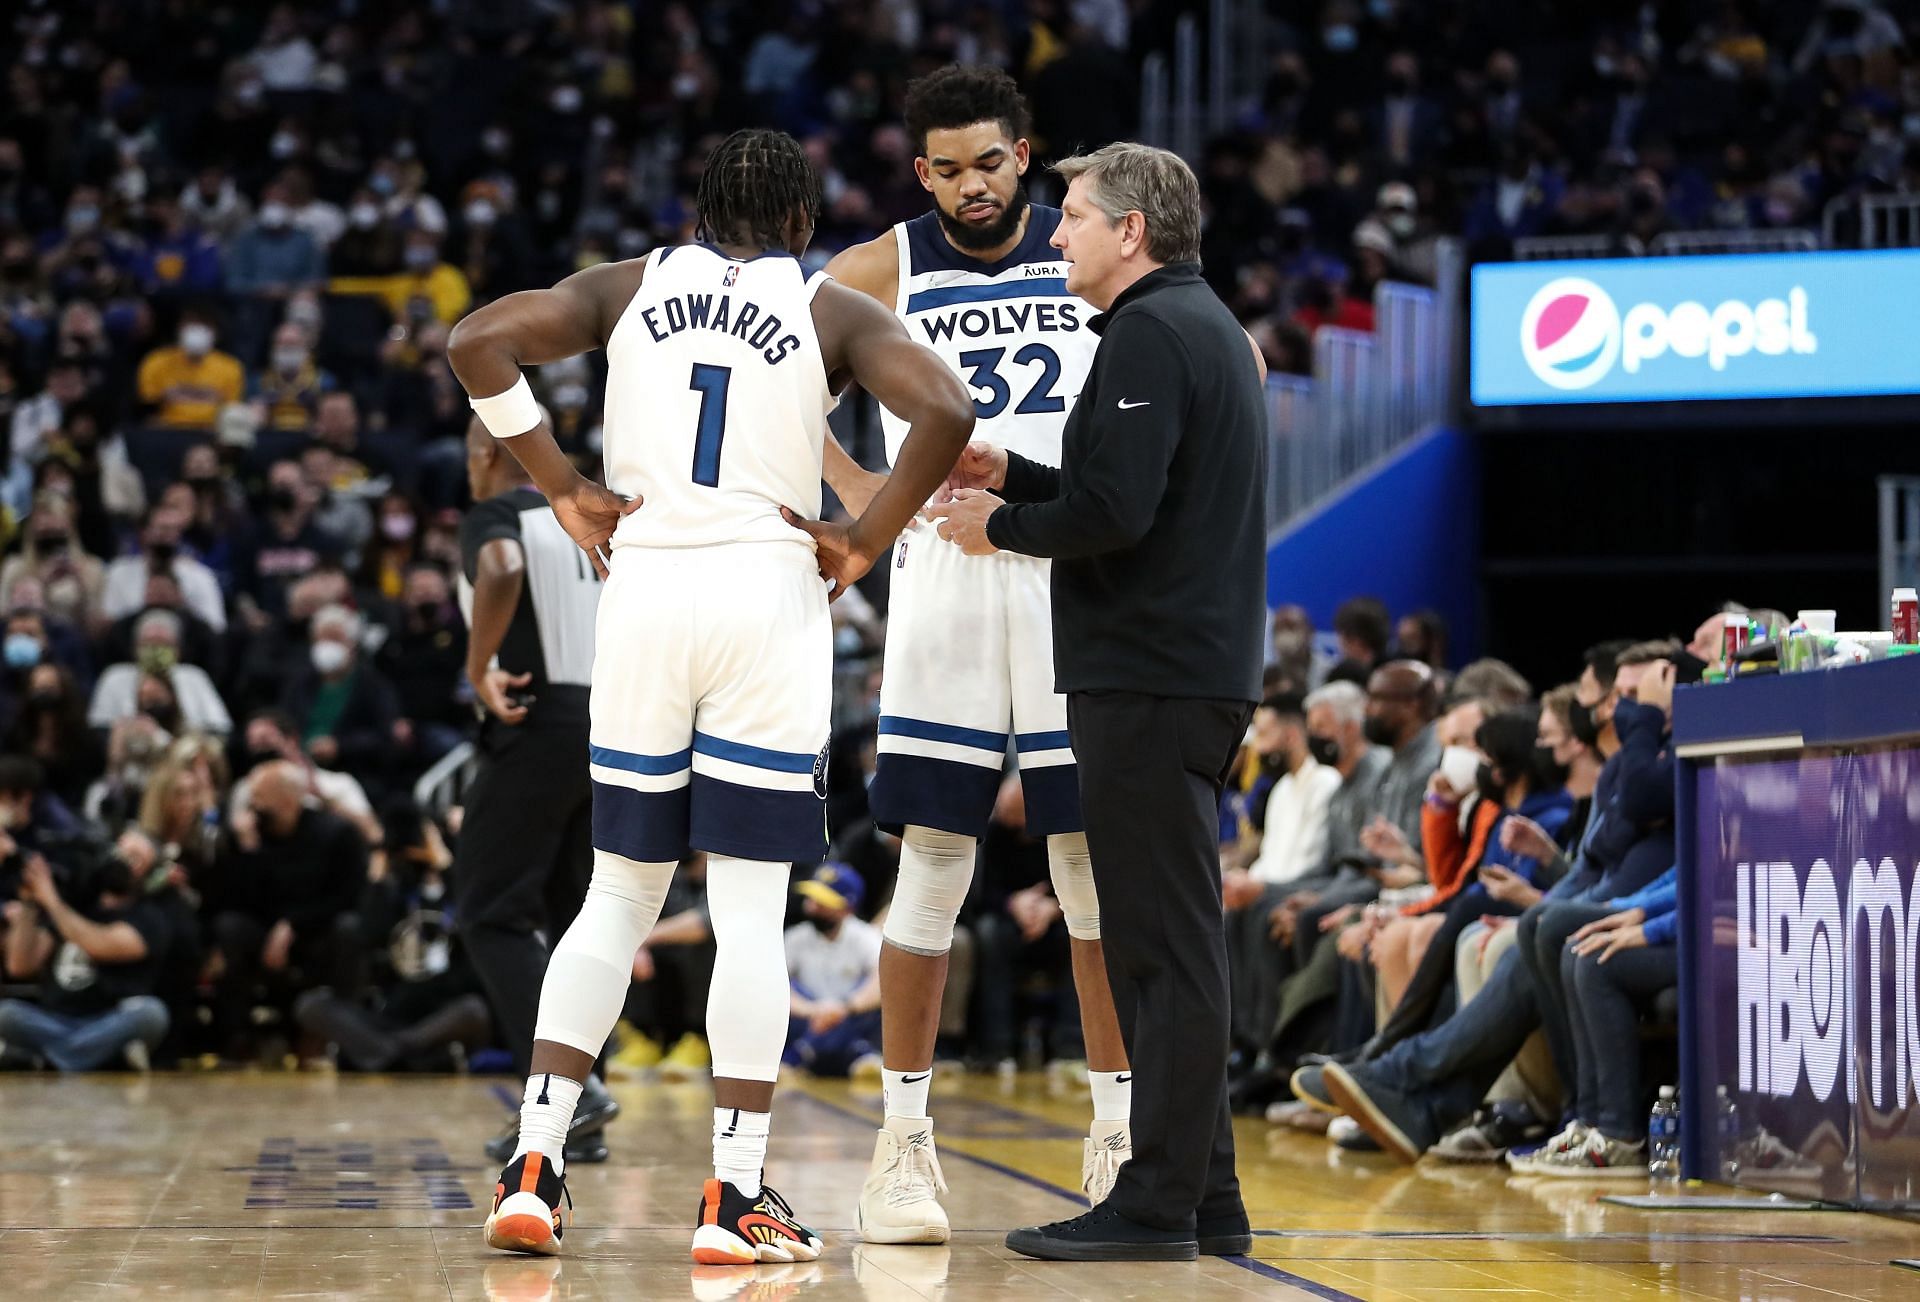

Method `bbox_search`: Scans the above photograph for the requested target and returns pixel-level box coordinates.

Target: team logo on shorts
[1519,277,1620,390]
[723,264,741,287]
[812,742,830,799]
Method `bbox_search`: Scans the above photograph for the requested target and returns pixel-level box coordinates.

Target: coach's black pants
[455,722,594,1078]
[1069,690,1253,1232]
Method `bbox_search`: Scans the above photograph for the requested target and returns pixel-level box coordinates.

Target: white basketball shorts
[589,542,830,864]
[869,523,1080,837]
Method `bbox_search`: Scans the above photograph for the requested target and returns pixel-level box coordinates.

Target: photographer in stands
[1,828,177,1071]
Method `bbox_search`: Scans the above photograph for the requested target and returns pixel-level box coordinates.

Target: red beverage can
[1721,613,1749,671]
[1894,588,1919,645]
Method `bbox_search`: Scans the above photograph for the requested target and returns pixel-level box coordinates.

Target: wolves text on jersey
[918,300,1082,345]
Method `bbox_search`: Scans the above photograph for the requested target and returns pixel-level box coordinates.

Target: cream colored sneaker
[856,1117,950,1244]
[1082,1119,1131,1206]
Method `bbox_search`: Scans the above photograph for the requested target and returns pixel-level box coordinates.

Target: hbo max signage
[1471,249,1920,406]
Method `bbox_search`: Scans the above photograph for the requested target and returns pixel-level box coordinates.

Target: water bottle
[1717,1086,1742,1182]
[1648,1086,1681,1182]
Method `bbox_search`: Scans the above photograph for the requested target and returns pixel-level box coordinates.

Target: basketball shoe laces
[1085,1131,1127,1199]
[883,1130,949,1209]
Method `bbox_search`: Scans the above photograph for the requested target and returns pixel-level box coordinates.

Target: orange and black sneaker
[691,1178,824,1265]
[484,1152,572,1257]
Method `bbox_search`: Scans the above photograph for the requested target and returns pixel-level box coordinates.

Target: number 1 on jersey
[689,363,732,487]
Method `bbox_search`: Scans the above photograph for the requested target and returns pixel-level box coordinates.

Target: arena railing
[1648,228,1818,256]
[1826,193,1920,250]
[1265,241,1458,530]
[1514,234,1646,261]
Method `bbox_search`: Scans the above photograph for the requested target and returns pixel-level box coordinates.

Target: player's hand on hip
[475,669,532,725]
[782,507,877,602]
[554,480,641,577]
[925,488,1002,556]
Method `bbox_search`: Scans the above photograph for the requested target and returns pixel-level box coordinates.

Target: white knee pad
[704,856,793,1083]
[535,850,676,1055]
[1047,832,1101,941]
[882,825,976,956]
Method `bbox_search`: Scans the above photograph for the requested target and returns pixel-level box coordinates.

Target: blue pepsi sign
[1471,250,1920,406]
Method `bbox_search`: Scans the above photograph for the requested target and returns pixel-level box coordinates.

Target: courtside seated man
[448,129,973,1264]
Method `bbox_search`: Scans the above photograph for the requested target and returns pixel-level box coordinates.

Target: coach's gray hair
[1053,142,1202,266]
[1305,680,1367,729]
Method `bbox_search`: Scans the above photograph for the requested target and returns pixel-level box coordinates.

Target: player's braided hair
[694,129,822,250]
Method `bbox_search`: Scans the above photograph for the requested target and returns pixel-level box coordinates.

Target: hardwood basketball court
[3,1069,1912,1298]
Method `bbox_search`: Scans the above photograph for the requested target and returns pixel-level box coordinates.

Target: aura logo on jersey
[1519,277,1619,390]
[1735,855,1920,1108]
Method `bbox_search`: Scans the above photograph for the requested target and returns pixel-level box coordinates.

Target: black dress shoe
[483,1089,621,1162]
[1005,1204,1199,1262]
[1196,1210,1253,1256]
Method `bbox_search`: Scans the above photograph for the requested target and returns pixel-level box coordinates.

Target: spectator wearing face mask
[0,493,105,620]
[100,502,227,633]
[452,180,533,300]
[88,608,232,736]
[335,229,470,326]
[330,187,402,277]
[1223,692,1343,1053]
[4,663,101,809]
[178,166,253,243]
[248,321,334,432]
[357,493,422,603]
[783,864,883,1078]
[133,192,223,299]
[225,182,326,301]
[310,391,388,495]
[234,460,343,617]
[228,707,377,842]
[135,310,244,431]
[280,603,402,785]
[10,358,86,468]
[209,759,368,1060]
[374,562,465,762]
[101,570,221,681]
[40,402,148,549]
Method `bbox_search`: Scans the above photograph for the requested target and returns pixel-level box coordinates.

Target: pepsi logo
[1519,277,1619,390]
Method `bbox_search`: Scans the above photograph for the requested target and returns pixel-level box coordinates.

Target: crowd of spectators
[0,1,1874,1156]
[1203,0,1920,373]
[1199,599,1814,1180]
[0,0,1163,1076]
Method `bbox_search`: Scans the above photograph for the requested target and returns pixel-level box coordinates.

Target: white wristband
[469,373,541,439]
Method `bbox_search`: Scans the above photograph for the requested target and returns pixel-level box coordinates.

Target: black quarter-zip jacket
[985,262,1267,703]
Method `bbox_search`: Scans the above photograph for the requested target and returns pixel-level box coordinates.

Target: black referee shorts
[455,722,594,935]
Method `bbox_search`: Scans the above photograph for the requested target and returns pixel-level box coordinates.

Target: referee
[457,414,618,1164]
[930,142,1269,1261]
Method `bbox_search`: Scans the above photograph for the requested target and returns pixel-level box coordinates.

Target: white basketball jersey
[879,206,1100,469]
[603,244,833,551]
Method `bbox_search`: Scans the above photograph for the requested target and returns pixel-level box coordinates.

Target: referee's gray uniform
[456,485,601,1078]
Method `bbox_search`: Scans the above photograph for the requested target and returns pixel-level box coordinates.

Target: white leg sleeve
[704,856,792,1083]
[1047,831,1100,941]
[881,825,977,956]
[534,849,677,1055]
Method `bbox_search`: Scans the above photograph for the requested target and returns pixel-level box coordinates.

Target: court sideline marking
[789,1090,1362,1299]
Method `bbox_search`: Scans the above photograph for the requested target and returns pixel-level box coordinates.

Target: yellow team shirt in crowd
[136,346,246,429]
[329,263,472,325]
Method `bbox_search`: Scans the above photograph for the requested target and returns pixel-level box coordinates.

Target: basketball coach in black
[458,414,620,1164]
[930,142,1269,1261]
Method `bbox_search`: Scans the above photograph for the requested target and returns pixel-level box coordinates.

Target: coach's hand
[925,489,1001,556]
[931,440,1007,504]
[782,508,880,602]
[475,668,532,725]
[554,478,641,577]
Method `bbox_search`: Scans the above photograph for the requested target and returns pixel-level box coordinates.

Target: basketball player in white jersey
[448,129,974,1264]
[811,67,1134,1243]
